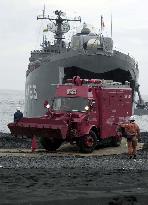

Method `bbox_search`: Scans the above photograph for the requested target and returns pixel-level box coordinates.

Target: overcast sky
[0,0,148,95]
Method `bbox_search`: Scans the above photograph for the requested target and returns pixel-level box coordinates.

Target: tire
[40,137,62,151]
[79,130,97,153]
[112,137,122,147]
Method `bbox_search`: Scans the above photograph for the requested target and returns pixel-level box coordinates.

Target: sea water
[0,89,24,133]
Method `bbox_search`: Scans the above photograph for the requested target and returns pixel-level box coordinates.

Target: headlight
[85,105,89,111]
[46,104,50,109]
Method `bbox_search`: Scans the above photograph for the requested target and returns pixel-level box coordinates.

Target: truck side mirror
[89,100,96,111]
[44,100,49,108]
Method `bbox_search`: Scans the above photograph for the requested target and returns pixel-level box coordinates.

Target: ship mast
[37,9,81,46]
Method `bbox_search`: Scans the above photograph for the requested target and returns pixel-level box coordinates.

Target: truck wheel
[40,137,62,151]
[112,137,121,147]
[79,130,97,153]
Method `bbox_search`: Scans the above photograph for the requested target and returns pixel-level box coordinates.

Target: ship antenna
[37,10,81,47]
[100,15,104,32]
[42,4,45,18]
[111,13,112,38]
[43,35,44,46]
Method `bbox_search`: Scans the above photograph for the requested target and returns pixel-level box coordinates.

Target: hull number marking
[25,84,38,100]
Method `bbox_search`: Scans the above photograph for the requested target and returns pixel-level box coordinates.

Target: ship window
[71,36,80,49]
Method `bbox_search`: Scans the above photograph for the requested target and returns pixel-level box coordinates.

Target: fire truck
[8,76,132,153]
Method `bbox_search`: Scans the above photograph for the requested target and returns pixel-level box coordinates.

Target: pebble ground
[0,132,148,170]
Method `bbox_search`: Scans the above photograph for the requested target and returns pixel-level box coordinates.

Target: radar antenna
[37,9,81,46]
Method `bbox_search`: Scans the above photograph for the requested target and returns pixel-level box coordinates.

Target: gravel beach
[0,132,148,204]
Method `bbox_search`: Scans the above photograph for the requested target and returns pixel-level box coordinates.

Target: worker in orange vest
[118,116,141,159]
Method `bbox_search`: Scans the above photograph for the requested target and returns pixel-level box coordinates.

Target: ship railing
[31,49,59,54]
[83,48,113,57]
[113,49,138,67]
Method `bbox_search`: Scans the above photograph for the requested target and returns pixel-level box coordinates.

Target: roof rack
[66,76,130,88]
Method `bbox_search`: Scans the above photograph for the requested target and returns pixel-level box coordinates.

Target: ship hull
[24,50,138,117]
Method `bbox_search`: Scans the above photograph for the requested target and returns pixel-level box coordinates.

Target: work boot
[129,155,132,159]
[133,155,137,159]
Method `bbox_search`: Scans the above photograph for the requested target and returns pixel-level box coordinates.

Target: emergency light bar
[66,76,103,85]
[66,76,129,88]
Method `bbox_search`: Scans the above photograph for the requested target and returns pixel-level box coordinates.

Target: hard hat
[16,107,21,111]
[129,116,135,121]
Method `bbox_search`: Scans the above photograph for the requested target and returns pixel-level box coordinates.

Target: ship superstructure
[25,9,139,117]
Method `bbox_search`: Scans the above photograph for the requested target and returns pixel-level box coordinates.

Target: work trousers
[127,136,137,156]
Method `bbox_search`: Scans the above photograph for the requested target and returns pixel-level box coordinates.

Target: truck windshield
[52,97,88,112]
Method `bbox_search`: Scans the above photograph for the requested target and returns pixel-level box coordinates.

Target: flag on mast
[111,13,112,37]
[101,15,105,31]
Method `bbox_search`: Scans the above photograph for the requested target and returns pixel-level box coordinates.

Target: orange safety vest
[121,122,140,137]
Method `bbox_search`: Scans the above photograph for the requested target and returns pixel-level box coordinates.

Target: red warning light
[88,79,102,84]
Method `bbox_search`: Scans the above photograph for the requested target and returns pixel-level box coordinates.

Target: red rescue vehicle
[8,76,132,153]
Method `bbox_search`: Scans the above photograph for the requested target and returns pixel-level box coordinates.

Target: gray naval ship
[24,9,147,117]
